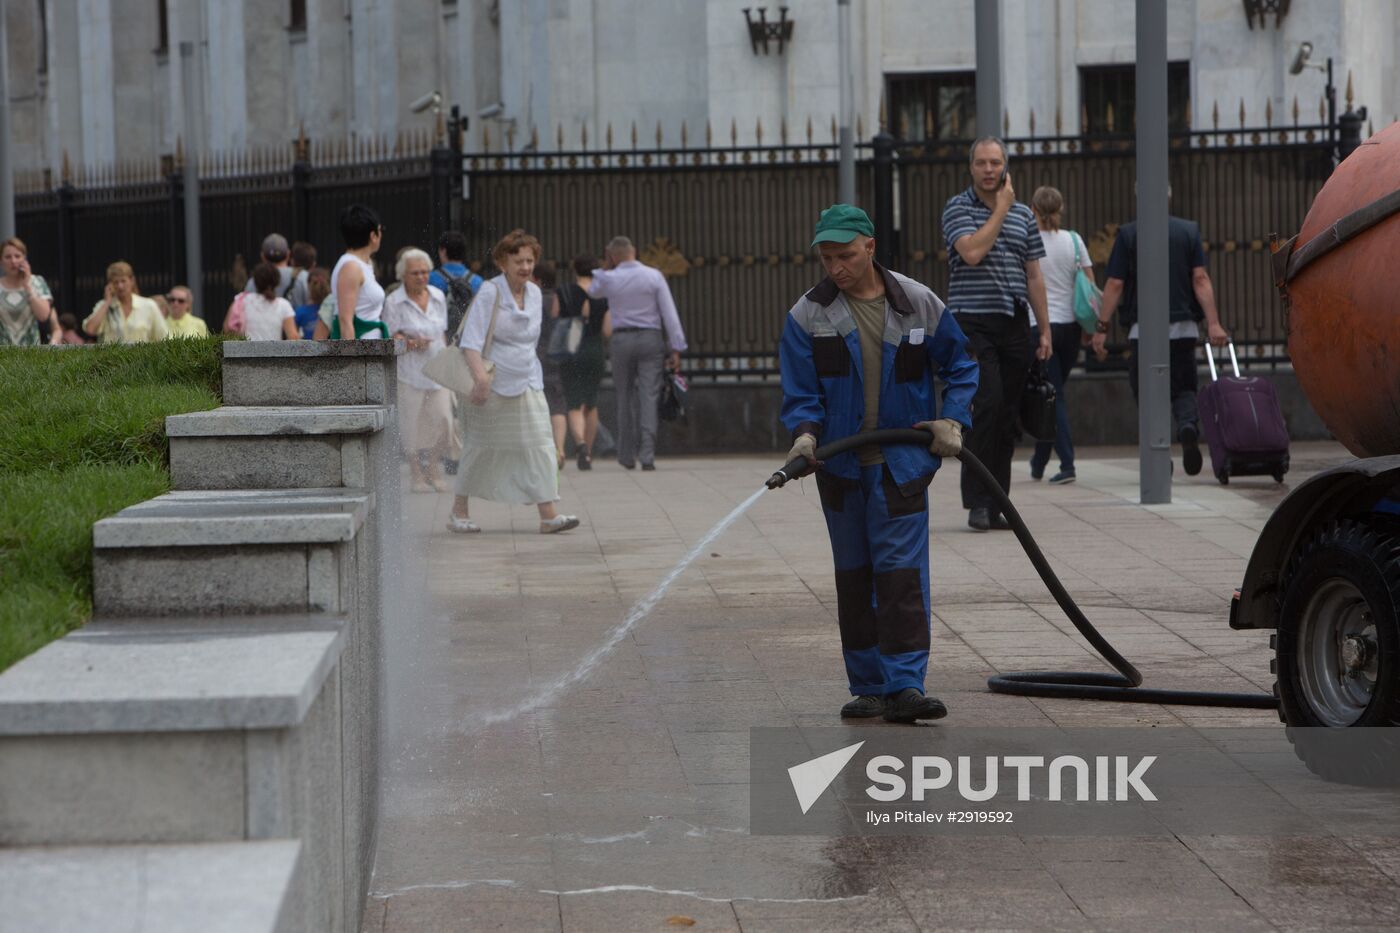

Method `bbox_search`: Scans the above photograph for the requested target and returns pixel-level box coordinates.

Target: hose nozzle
[766,457,807,489]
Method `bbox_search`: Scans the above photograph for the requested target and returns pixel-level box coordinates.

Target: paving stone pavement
[366,441,1400,932]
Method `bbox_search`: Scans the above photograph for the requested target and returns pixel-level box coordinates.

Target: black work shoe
[641,462,656,471]
[882,688,949,724]
[840,695,884,718]
[619,460,636,470]
[1180,425,1203,476]
[968,508,991,532]
[989,511,1013,531]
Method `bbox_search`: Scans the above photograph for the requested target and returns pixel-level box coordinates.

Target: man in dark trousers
[942,137,1052,532]
[1090,201,1229,474]
[780,204,978,723]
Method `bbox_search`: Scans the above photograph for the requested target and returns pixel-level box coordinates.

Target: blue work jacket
[779,265,979,493]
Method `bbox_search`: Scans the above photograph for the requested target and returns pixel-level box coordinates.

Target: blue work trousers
[816,464,932,696]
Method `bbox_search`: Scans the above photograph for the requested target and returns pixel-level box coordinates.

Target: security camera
[478,102,504,119]
[1289,41,1314,76]
[409,91,442,114]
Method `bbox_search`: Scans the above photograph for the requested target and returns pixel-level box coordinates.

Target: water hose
[767,428,1278,710]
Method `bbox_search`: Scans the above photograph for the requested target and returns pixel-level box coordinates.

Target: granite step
[166,405,391,491]
[0,621,349,931]
[221,339,400,408]
[0,840,307,933]
[92,488,369,617]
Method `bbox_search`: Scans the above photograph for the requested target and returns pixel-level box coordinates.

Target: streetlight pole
[1135,0,1171,504]
[179,42,205,318]
[974,0,1002,140]
[836,0,855,205]
[0,8,15,239]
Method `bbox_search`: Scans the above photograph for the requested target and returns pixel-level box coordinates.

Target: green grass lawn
[0,338,226,671]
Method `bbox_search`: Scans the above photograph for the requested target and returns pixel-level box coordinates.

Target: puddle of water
[473,486,768,730]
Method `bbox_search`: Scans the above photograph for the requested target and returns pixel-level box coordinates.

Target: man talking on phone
[941,136,1052,532]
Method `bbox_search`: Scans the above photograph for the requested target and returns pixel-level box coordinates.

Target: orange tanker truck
[1232,121,1400,733]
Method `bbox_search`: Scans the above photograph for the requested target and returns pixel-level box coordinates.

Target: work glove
[916,419,963,458]
[785,433,819,475]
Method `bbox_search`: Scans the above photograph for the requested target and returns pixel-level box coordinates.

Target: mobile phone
[998,168,1008,189]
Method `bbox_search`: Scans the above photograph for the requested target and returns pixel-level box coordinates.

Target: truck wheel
[1274,521,1400,783]
[1275,520,1400,727]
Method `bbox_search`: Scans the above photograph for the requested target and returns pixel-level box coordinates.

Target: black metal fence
[13,118,1339,374]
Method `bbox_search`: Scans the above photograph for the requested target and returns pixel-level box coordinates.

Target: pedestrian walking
[1090,193,1230,475]
[329,204,388,340]
[779,203,978,722]
[294,269,330,340]
[533,262,569,470]
[588,236,687,470]
[553,254,611,471]
[163,285,209,338]
[430,231,482,341]
[446,229,580,535]
[241,262,300,341]
[383,247,456,493]
[0,237,55,347]
[1027,186,1091,485]
[244,233,309,307]
[83,261,168,344]
[942,136,1051,532]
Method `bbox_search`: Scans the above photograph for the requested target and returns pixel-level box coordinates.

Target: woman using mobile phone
[0,237,56,346]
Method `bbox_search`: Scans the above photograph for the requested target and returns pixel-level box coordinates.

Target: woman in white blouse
[383,248,457,493]
[447,229,580,534]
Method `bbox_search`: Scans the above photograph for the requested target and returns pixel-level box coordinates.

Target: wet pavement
[365,441,1400,932]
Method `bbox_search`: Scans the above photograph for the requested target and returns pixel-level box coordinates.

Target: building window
[1080,62,1191,135]
[155,0,169,53]
[290,0,307,31]
[886,71,977,142]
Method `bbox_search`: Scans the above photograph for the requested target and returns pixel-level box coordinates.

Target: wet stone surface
[369,441,1400,931]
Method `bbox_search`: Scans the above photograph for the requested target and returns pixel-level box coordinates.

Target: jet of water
[473,486,768,729]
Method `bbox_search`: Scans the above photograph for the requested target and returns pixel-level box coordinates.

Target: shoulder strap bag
[422,281,501,395]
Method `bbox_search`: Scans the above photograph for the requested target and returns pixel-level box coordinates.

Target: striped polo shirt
[942,186,1045,315]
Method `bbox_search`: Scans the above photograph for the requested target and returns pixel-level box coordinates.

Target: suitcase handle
[1205,339,1241,381]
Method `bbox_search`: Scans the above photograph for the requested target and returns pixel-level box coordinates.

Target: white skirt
[454,388,559,504]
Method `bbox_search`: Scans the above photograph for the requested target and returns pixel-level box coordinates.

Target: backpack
[442,268,477,338]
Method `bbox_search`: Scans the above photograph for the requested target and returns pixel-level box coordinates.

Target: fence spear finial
[631,121,637,149]
[175,135,184,168]
[1212,99,1220,130]
[1081,103,1090,134]
[1106,101,1115,133]
[61,150,71,185]
[606,122,613,149]
[530,124,539,150]
[1265,98,1273,127]
[755,117,763,145]
[1003,108,1009,136]
[1028,108,1036,137]
[1292,94,1299,124]
[1239,98,1246,127]
[879,90,887,132]
[1345,71,1354,109]
[830,115,837,143]
[557,123,564,150]
[656,120,663,149]
[856,113,864,140]
[580,122,588,149]
[806,114,813,145]
[706,119,712,147]
[681,120,688,148]
[731,118,737,146]
[780,116,788,145]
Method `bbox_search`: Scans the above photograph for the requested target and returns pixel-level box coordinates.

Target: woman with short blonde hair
[383,247,458,492]
[446,229,580,534]
[0,236,56,346]
[83,260,168,343]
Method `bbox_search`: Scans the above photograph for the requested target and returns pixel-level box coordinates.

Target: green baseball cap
[810,203,875,247]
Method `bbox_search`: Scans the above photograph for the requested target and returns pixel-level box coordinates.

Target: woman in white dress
[382,248,457,492]
[447,229,580,535]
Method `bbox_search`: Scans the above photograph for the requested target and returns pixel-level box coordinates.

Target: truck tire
[1273,520,1400,783]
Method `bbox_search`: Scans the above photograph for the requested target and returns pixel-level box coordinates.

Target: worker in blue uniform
[779,204,979,723]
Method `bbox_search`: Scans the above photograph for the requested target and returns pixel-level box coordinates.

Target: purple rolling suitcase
[1198,341,1290,484]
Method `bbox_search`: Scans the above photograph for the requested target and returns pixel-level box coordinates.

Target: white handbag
[423,282,500,395]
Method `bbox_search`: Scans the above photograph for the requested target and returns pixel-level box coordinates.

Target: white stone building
[3,0,1395,177]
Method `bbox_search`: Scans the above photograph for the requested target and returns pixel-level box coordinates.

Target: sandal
[540,514,580,534]
[446,516,481,534]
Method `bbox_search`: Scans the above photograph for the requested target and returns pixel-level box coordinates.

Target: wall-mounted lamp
[743,7,794,55]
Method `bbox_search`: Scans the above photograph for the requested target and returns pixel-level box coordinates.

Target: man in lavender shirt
[589,236,688,470]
